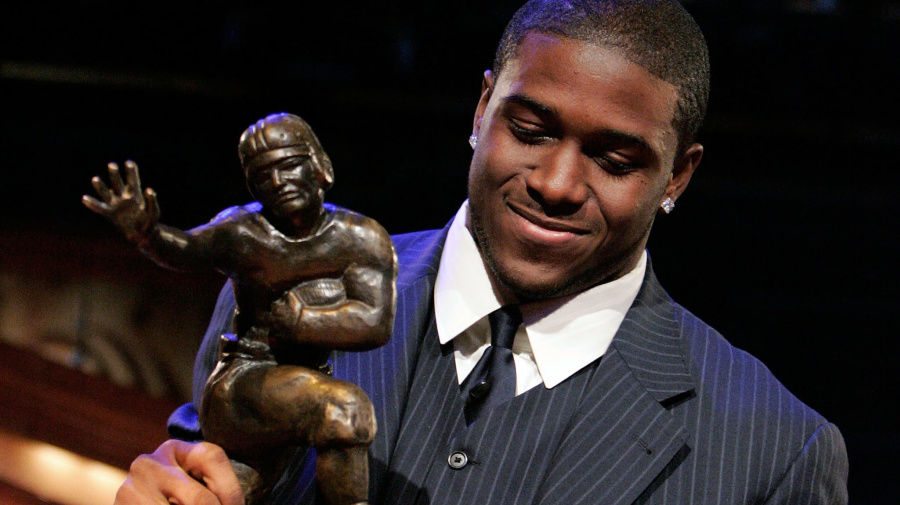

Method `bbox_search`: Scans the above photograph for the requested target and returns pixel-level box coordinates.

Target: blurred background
[1,0,897,503]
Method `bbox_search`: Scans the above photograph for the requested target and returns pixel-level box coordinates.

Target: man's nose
[524,142,589,210]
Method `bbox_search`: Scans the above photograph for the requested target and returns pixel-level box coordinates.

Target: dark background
[1,1,897,503]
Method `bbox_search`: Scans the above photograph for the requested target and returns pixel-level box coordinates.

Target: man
[84,113,397,505]
[115,1,849,504]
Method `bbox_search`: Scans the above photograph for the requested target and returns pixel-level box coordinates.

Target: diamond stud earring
[468,134,478,150]
[661,197,675,214]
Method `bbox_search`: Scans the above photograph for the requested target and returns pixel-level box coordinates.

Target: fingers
[82,195,109,214]
[91,175,113,201]
[113,440,243,505]
[108,162,126,194]
[174,441,245,505]
[145,188,160,223]
[116,452,213,505]
[84,175,113,214]
[286,289,305,314]
[123,160,142,194]
[91,160,145,199]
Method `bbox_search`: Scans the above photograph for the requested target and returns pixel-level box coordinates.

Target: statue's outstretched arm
[83,160,219,271]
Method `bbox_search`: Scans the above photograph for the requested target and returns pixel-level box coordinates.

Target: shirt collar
[434,201,501,344]
[434,201,647,389]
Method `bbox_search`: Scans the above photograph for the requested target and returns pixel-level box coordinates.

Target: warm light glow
[0,429,127,505]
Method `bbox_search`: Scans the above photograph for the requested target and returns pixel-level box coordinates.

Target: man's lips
[507,201,590,245]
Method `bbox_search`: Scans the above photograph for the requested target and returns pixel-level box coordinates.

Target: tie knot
[488,305,522,349]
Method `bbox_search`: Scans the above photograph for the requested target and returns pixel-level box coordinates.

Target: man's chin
[483,242,640,302]
[485,257,587,303]
[472,215,578,301]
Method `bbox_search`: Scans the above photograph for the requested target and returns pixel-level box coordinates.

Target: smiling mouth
[507,201,590,244]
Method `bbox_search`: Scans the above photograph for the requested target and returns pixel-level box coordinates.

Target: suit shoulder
[390,228,448,288]
[674,302,830,435]
[391,228,445,254]
[672,303,847,500]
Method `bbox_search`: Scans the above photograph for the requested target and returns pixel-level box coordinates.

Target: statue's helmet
[238,113,334,191]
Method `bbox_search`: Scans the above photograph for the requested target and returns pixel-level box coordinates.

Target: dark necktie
[460,305,522,425]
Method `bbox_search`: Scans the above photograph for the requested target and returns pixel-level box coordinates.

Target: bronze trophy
[83,113,398,505]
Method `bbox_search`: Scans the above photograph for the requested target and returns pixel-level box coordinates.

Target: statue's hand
[267,290,304,336]
[83,160,160,244]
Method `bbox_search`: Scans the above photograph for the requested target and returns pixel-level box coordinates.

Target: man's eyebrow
[593,128,654,156]
[503,94,557,118]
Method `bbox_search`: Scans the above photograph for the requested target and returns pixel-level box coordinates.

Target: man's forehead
[493,33,679,156]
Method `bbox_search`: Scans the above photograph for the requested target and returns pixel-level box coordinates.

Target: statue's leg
[307,382,375,505]
[200,350,306,502]
[201,356,332,458]
[200,341,375,505]
[316,445,370,505]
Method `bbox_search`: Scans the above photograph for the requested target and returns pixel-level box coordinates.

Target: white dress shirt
[434,201,647,396]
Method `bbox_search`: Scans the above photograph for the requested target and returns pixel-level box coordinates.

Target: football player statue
[83,113,398,505]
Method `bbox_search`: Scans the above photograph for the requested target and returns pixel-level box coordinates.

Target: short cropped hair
[493,0,710,154]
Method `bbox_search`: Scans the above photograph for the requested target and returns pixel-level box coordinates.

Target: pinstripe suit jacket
[170,225,849,504]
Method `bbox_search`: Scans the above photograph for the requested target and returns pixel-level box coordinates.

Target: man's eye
[509,120,549,144]
[593,154,637,176]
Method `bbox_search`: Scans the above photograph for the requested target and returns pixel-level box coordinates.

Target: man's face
[468,33,702,302]
[247,155,323,221]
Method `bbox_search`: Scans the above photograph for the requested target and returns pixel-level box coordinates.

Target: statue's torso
[209,205,383,348]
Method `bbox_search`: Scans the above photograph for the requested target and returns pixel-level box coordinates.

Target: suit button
[448,450,468,469]
[469,380,491,400]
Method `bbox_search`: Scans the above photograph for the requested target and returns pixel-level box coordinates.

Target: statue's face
[247,155,323,222]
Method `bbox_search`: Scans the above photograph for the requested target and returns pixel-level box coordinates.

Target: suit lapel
[533,348,689,505]
[535,260,697,505]
[610,262,695,405]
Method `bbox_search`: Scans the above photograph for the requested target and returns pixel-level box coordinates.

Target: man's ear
[663,142,703,204]
[473,70,494,135]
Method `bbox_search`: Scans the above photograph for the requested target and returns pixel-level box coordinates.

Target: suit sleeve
[167,280,236,440]
[764,422,849,505]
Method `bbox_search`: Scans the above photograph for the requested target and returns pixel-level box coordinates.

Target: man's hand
[114,440,244,505]
[83,160,160,244]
